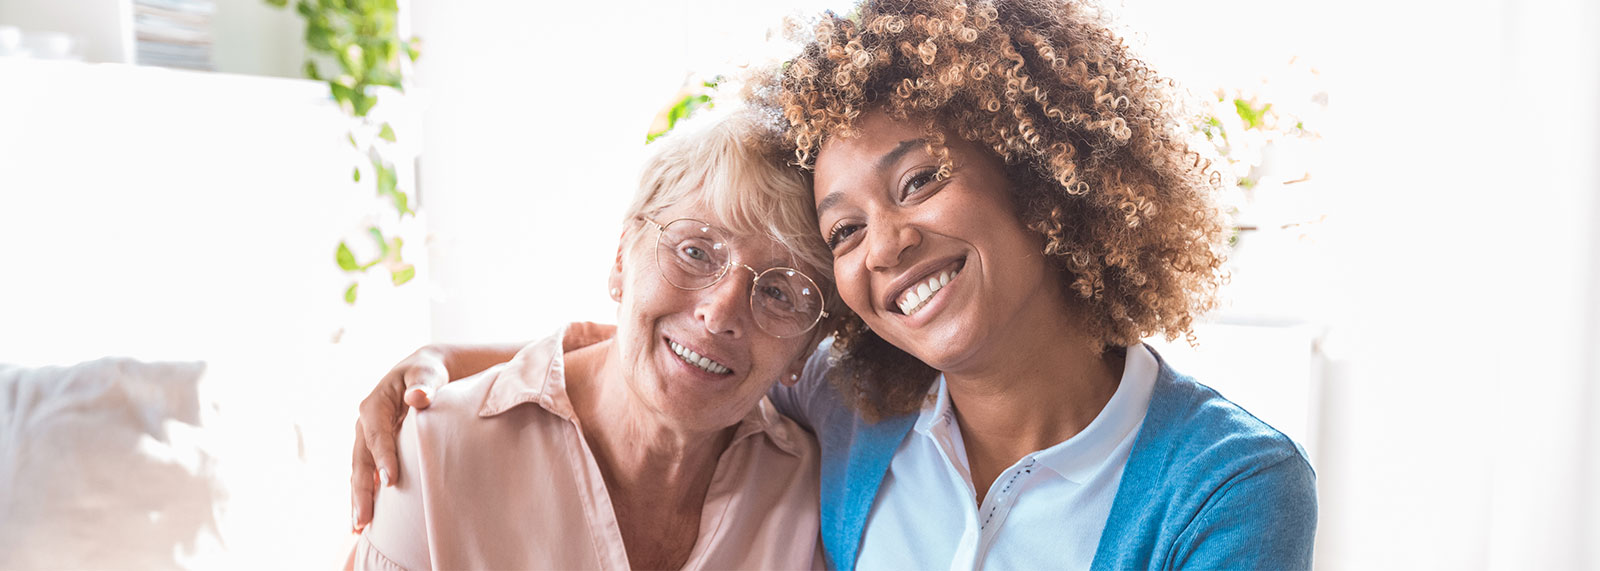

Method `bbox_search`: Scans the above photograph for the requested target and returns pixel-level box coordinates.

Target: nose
[864,217,921,272]
[695,266,751,338]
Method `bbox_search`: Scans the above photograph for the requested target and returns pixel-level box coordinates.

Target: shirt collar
[909,343,1161,484]
[1033,343,1159,483]
[476,321,807,458]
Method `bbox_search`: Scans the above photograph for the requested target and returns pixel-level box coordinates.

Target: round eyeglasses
[644,216,829,338]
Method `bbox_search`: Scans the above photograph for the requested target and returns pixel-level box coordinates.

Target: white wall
[0,0,132,63]
[211,0,304,78]
[409,0,850,343]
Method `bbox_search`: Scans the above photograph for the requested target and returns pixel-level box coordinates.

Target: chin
[877,321,976,372]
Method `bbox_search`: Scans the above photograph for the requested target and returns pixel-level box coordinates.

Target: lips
[884,257,965,317]
[665,337,732,375]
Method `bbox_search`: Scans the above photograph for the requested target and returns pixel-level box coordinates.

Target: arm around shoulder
[1169,452,1317,570]
[353,410,434,571]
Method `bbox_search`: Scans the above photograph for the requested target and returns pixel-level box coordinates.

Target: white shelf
[0,0,303,77]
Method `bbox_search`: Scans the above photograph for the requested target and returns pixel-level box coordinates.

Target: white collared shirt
[854,344,1159,570]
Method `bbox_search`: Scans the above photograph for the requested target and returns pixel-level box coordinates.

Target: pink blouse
[354,322,821,570]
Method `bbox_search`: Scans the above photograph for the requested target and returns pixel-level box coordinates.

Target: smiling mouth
[893,259,964,317]
[667,338,731,375]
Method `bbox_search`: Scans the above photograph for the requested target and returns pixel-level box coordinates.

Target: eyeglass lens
[656,219,823,337]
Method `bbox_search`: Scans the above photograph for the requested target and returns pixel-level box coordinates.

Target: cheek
[831,253,876,315]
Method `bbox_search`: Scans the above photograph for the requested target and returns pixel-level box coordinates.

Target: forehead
[813,112,942,205]
[817,112,928,164]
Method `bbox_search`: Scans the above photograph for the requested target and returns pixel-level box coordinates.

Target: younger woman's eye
[901,168,940,200]
[826,223,861,251]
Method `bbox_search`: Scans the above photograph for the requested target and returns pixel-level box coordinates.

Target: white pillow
[0,357,220,569]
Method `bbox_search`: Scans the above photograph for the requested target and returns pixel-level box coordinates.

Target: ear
[781,339,822,387]
[608,227,630,299]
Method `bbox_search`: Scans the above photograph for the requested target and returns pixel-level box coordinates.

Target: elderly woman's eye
[761,285,791,305]
[674,240,723,273]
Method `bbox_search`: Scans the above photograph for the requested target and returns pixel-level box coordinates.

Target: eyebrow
[815,137,928,216]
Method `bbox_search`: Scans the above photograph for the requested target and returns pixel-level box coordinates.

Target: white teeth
[898,269,959,317]
[668,340,730,374]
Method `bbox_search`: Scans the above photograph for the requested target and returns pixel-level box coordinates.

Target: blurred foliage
[1193,61,1326,247]
[265,0,420,303]
[647,78,721,143]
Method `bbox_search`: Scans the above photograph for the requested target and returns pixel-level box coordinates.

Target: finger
[350,419,378,531]
[358,390,403,492]
[404,384,434,409]
[400,363,446,409]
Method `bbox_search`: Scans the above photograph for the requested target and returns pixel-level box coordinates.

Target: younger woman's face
[812,111,1064,373]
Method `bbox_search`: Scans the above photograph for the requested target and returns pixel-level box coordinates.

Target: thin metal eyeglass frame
[642,216,830,338]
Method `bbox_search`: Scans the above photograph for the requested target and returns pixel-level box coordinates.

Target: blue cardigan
[770,345,1318,570]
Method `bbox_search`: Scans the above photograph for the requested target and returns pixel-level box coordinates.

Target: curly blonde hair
[773,0,1229,419]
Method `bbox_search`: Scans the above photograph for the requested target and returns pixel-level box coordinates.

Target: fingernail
[405,386,434,408]
[380,468,391,487]
[352,508,360,532]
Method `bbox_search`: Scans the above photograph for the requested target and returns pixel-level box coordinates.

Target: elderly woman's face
[608,204,820,432]
[812,111,1060,373]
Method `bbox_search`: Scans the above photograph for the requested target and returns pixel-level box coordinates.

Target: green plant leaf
[390,264,415,286]
[368,226,388,256]
[351,167,361,182]
[378,123,396,142]
[329,82,356,112]
[1233,99,1272,130]
[344,282,359,304]
[335,241,359,271]
[376,162,397,197]
[391,190,411,217]
[352,91,377,116]
[647,92,716,142]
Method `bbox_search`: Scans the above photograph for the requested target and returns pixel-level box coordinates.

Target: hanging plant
[266,0,421,304]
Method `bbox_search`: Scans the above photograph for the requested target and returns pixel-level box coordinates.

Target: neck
[942,297,1124,503]
[565,340,732,509]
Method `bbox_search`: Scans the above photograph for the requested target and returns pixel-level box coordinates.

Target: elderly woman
[350,107,834,570]
[353,0,1317,568]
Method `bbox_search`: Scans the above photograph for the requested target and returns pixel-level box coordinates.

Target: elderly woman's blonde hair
[623,104,839,316]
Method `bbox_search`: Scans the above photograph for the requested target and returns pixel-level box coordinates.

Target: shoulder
[1136,361,1313,485]
[1098,358,1317,569]
[407,364,505,432]
[752,396,824,466]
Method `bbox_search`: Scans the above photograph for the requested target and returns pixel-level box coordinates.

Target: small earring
[609,287,621,300]
[789,373,799,382]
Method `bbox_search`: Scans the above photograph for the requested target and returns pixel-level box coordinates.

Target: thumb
[402,363,446,409]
